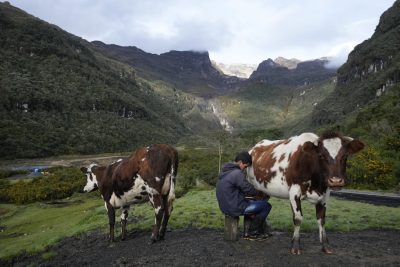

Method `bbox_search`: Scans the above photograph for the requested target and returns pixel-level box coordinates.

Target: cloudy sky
[10,0,396,66]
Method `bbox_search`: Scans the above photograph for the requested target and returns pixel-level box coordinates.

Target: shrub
[0,169,28,179]
[347,147,397,190]
[176,147,231,196]
[0,167,85,204]
[0,179,11,202]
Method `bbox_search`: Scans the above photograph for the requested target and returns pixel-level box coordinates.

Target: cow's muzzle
[83,183,98,192]
[328,177,345,191]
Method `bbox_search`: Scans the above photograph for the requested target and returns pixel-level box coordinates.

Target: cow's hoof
[322,247,333,254]
[148,237,158,245]
[291,248,301,255]
[148,239,157,245]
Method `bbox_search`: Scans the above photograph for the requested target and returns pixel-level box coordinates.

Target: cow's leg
[289,187,303,255]
[105,202,115,242]
[120,205,129,241]
[158,195,171,240]
[149,190,164,243]
[316,202,332,254]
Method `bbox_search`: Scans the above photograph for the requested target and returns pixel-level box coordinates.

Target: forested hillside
[0,2,340,159]
[0,3,219,158]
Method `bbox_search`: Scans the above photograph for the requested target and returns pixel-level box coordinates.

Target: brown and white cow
[247,132,364,254]
[80,144,178,243]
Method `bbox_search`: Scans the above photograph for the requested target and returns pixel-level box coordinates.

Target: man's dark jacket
[216,162,258,217]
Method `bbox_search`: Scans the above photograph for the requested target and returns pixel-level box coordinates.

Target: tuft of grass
[1,189,399,260]
[41,251,56,260]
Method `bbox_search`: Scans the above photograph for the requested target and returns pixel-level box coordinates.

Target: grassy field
[1,189,400,259]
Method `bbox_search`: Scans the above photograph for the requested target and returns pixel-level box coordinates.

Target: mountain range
[91,41,241,98]
[0,1,399,165]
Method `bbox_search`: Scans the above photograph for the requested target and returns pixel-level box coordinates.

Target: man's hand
[255,190,270,201]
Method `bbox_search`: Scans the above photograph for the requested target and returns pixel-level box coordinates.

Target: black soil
[6,228,400,266]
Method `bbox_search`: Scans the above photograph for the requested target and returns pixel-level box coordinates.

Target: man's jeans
[244,200,272,221]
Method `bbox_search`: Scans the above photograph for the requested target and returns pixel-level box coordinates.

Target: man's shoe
[243,233,268,241]
[255,234,269,241]
[243,234,258,241]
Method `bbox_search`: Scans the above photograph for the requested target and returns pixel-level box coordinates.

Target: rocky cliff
[249,58,336,86]
[311,0,400,126]
[211,61,257,79]
[92,42,241,97]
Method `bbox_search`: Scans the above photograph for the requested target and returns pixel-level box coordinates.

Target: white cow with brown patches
[247,132,364,254]
[81,144,178,243]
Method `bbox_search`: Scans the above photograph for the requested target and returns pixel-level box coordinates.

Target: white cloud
[325,41,359,68]
[10,0,396,65]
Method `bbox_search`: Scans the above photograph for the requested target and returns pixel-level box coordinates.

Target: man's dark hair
[234,151,252,166]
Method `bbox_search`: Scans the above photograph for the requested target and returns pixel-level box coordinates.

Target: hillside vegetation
[0,3,222,158]
[214,78,335,131]
[0,2,336,160]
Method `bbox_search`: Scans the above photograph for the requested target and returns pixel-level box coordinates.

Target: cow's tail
[168,157,178,214]
[161,156,178,215]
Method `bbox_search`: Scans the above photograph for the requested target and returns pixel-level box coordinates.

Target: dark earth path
[6,228,400,267]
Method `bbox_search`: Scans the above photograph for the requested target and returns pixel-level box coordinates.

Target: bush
[0,179,11,202]
[347,147,397,190]
[0,167,85,204]
[0,169,28,179]
[176,147,231,196]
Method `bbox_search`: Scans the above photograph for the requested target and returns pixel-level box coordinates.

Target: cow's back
[139,144,178,181]
[247,133,319,198]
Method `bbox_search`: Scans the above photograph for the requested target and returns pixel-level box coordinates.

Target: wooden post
[224,215,239,241]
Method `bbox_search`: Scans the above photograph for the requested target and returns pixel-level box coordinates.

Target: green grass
[0,193,106,259]
[1,189,399,259]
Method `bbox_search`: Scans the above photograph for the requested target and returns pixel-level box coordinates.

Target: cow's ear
[302,141,317,153]
[80,167,87,173]
[347,139,365,154]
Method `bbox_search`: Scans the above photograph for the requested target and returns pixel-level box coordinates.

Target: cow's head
[303,132,365,191]
[80,164,99,192]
